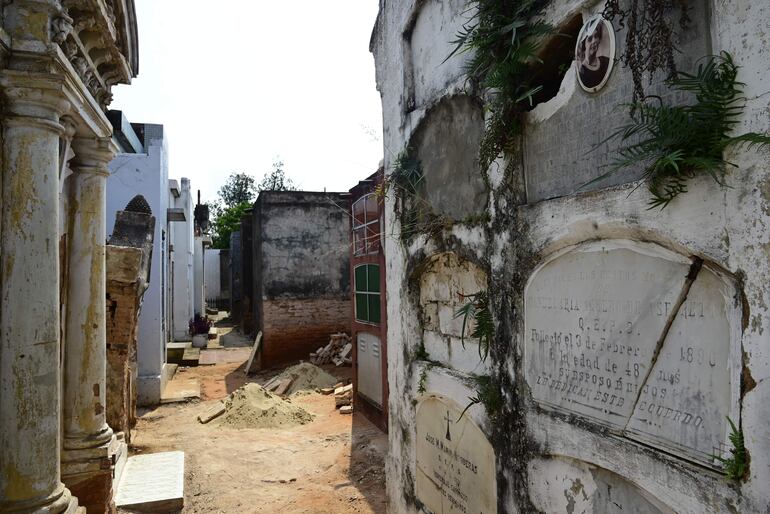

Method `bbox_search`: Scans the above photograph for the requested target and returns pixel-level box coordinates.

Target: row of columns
[0,78,115,512]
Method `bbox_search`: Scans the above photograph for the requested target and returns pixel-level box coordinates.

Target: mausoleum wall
[372,0,770,512]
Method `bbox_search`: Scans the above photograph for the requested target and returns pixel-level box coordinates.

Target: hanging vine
[602,0,691,104]
[448,0,554,174]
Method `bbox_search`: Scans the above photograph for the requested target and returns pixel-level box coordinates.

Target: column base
[62,434,118,514]
[0,482,81,514]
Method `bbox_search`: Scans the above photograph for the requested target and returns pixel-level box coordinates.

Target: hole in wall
[527,14,583,108]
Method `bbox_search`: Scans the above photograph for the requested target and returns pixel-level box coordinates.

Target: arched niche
[527,457,671,513]
[405,0,470,109]
[523,240,741,468]
[410,95,488,221]
[418,252,488,374]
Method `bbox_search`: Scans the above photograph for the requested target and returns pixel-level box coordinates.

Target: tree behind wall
[211,201,252,250]
[218,172,256,208]
[258,160,297,192]
[210,163,298,249]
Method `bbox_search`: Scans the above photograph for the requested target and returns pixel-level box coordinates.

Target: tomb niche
[527,457,670,513]
[522,2,710,202]
[415,395,497,514]
[418,252,488,374]
[524,240,740,468]
[411,95,488,221]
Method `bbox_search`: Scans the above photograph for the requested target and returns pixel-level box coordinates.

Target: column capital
[70,136,115,176]
[2,0,65,47]
[0,72,70,134]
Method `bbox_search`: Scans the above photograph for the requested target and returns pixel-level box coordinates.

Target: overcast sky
[111,0,383,204]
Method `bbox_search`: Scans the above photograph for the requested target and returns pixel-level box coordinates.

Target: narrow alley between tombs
[3,0,770,513]
[119,320,387,514]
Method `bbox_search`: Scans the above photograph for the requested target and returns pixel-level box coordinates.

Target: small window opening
[352,194,381,256]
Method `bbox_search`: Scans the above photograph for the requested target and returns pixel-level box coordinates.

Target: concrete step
[115,451,184,512]
[166,342,192,364]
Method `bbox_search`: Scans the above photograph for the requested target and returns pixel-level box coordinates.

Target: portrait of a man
[575,16,615,92]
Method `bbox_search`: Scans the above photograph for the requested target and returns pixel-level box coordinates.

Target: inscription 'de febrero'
[524,241,738,466]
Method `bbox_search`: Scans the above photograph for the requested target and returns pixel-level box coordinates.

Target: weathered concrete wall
[242,210,255,334]
[253,191,351,367]
[230,231,243,322]
[373,0,770,512]
[107,125,169,405]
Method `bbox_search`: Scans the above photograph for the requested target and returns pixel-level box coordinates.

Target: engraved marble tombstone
[416,395,497,514]
[524,241,740,467]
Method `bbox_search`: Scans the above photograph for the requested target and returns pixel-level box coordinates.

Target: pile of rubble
[325,383,353,415]
[262,362,337,396]
[197,383,313,429]
[309,333,352,367]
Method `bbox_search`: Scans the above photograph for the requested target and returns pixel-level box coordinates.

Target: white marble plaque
[524,241,739,466]
[116,451,185,511]
[416,395,497,514]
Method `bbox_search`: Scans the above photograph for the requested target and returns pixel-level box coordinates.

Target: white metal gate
[357,332,383,407]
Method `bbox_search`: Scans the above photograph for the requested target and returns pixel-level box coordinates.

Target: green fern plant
[380,148,452,244]
[591,52,770,209]
[714,417,748,481]
[447,0,555,172]
[454,291,494,362]
[458,375,503,421]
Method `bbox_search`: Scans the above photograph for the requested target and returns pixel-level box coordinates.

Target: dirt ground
[124,337,388,514]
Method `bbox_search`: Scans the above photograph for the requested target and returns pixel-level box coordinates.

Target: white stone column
[61,137,117,499]
[0,79,79,512]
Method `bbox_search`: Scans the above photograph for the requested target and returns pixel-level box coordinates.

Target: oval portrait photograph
[575,16,615,92]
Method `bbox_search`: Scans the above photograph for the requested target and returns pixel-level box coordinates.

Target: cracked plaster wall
[372,0,770,512]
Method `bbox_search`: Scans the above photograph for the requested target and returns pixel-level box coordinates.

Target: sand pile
[215,383,313,429]
[264,362,338,396]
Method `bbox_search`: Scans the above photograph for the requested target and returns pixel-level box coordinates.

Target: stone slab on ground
[116,451,184,512]
[198,347,252,366]
[197,401,226,424]
[161,377,200,404]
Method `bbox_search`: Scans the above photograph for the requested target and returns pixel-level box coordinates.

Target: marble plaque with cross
[416,395,497,514]
[524,241,741,467]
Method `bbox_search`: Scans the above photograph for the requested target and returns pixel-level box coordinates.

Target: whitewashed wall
[372,0,770,512]
[170,177,194,340]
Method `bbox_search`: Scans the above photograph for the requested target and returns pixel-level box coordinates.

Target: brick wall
[262,297,350,367]
[105,246,146,441]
